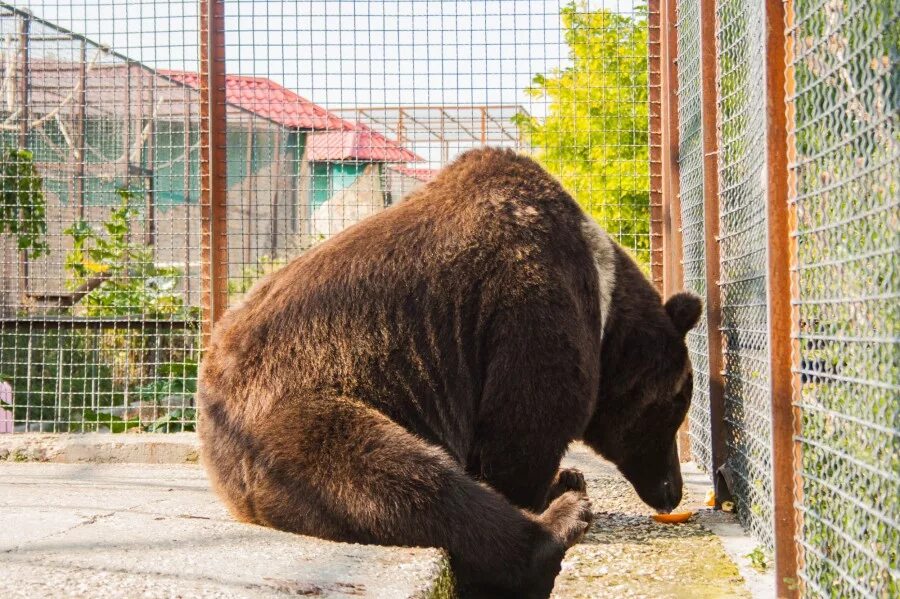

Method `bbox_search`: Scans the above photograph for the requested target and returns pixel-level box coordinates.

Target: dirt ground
[553,446,751,599]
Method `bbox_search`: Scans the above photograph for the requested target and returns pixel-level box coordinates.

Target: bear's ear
[664,292,702,335]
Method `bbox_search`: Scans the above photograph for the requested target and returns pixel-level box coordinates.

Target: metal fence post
[697,0,728,498]
[659,0,684,301]
[764,0,799,594]
[648,0,665,293]
[199,0,228,346]
[649,0,692,462]
[17,11,30,298]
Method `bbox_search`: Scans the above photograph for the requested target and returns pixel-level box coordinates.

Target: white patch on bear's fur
[580,216,616,335]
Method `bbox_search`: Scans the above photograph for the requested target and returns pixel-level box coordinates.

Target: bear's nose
[660,479,682,512]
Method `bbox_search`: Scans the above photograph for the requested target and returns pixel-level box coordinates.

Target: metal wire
[675,0,712,476]
[788,0,899,596]
[0,2,201,433]
[716,0,774,550]
[0,1,657,433]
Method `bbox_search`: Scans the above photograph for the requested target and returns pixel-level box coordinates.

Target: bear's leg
[243,394,593,597]
[545,468,587,506]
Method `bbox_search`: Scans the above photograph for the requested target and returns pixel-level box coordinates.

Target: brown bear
[198,147,701,598]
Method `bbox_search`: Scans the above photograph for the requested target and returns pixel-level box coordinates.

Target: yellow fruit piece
[651,511,694,524]
[705,489,716,507]
[721,501,735,513]
[84,259,109,273]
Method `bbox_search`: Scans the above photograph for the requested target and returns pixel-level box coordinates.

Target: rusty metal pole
[647,0,664,292]
[698,0,727,493]
[658,0,690,460]
[74,40,86,220]
[768,0,799,594]
[660,0,683,301]
[17,12,30,298]
[199,0,228,345]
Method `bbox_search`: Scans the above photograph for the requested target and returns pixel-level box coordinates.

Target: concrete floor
[0,463,450,598]
[0,437,769,598]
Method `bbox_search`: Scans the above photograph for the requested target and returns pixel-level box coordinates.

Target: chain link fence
[675,0,713,476]
[788,0,898,596]
[716,0,775,551]
[672,0,898,595]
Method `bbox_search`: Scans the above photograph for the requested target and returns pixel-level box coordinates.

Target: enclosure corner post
[769,0,800,595]
[697,0,727,493]
[199,0,228,347]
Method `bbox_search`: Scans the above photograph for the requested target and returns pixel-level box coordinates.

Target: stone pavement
[554,446,770,598]
[0,435,769,598]
[0,463,451,598]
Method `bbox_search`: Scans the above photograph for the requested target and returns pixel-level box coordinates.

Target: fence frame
[659,0,809,590]
[763,0,799,594]
[199,0,228,344]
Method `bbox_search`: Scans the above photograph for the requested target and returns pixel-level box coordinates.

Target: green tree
[514,2,650,268]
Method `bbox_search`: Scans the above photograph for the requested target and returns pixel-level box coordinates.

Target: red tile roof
[306,130,422,163]
[160,70,420,163]
[388,165,438,182]
[160,70,350,131]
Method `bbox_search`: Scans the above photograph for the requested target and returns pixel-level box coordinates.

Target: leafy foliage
[514,2,650,267]
[0,148,49,258]
[64,188,187,317]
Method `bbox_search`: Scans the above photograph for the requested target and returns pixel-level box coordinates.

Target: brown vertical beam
[16,14,29,149]
[145,82,156,251]
[698,0,727,491]
[768,0,799,594]
[244,119,254,268]
[480,107,487,145]
[183,92,192,302]
[74,40,86,220]
[271,128,282,257]
[658,0,690,460]
[660,0,683,300]
[647,0,664,292]
[17,13,30,297]
[200,0,229,344]
[124,65,131,187]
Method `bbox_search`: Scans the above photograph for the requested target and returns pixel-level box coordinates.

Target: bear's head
[582,247,702,513]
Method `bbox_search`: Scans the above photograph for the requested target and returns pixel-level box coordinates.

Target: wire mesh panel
[0,2,202,432]
[788,0,899,596]
[219,0,657,308]
[674,0,711,475]
[715,0,774,549]
[0,1,657,433]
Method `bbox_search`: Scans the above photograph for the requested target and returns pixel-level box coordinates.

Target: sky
[13,1,643,163]
[18,1,640,107]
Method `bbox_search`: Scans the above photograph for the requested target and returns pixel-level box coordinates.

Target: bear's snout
[657,475,683,513]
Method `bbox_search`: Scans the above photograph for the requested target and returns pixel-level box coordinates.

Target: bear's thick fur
[198,148,701,598]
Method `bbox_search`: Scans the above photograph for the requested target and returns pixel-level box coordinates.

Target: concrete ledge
[0,432,201,463]
[0,463,453,598]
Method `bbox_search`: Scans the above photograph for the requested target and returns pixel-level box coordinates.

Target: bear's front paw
[521,491,594,599]
[539,490,593,549]
[545,467,587,506]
